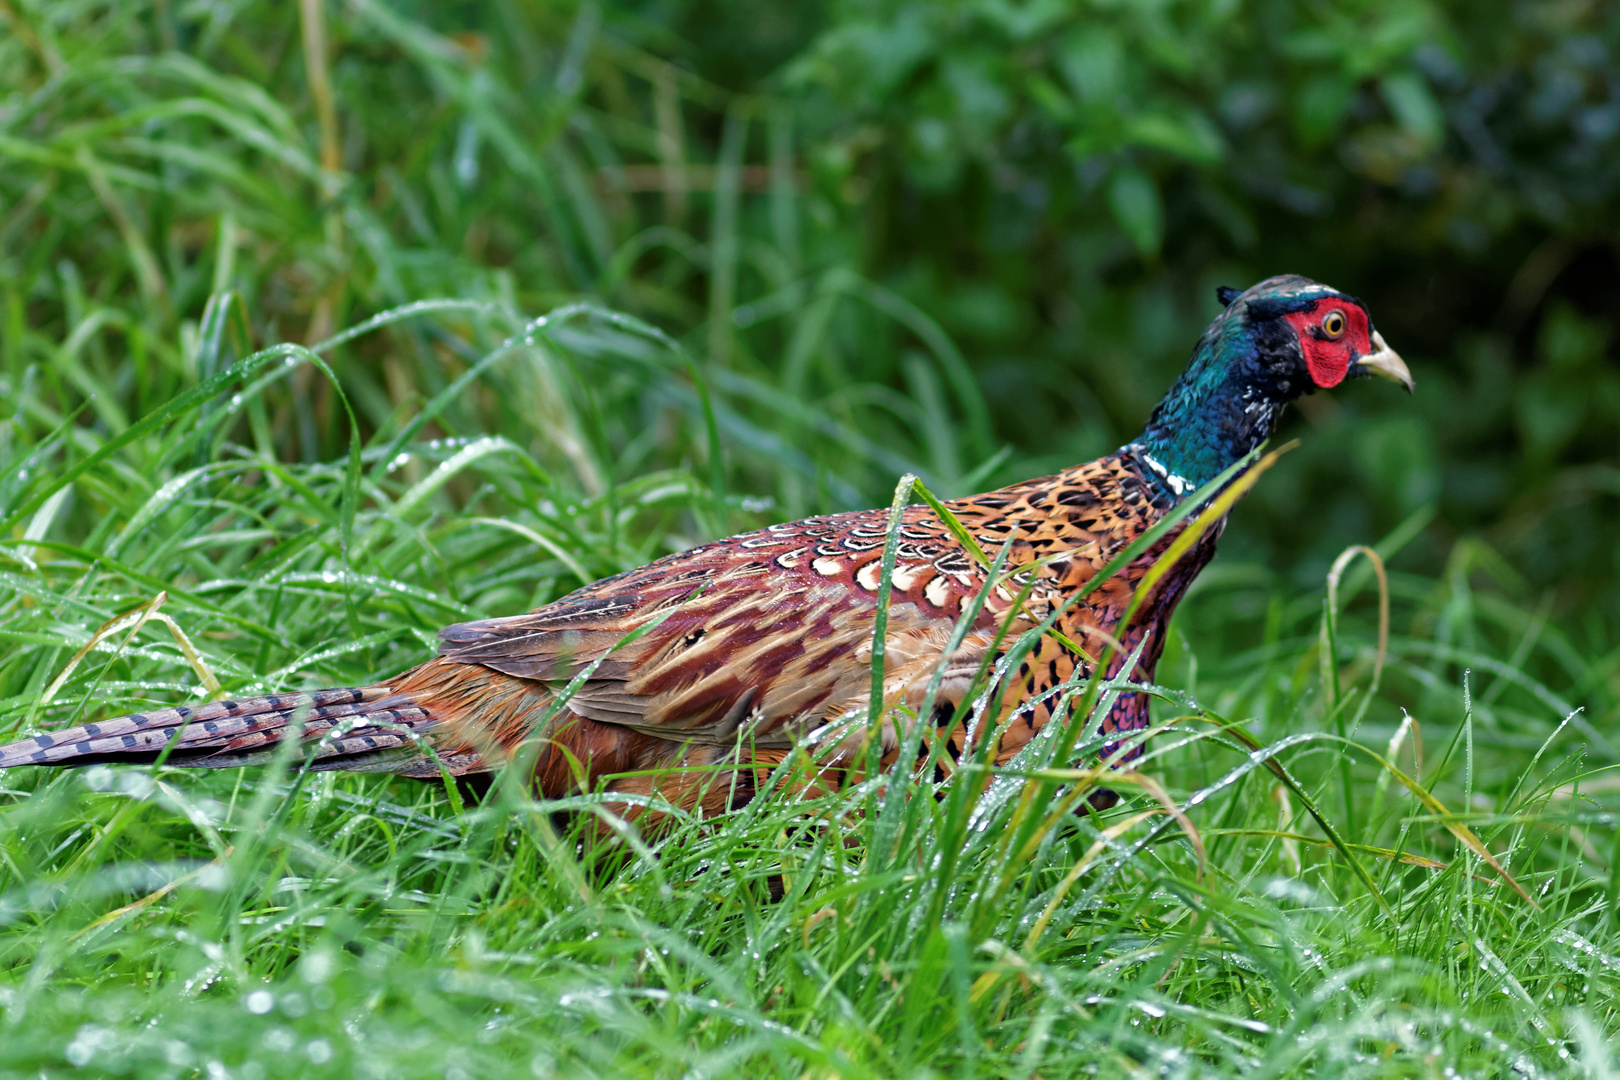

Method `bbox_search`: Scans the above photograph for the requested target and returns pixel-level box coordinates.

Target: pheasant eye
[1322,310,1347,339]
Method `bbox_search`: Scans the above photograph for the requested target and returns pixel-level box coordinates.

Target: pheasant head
[1134,275,1414,495]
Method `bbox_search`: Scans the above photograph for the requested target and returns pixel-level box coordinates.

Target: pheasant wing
[436,506,1023,749]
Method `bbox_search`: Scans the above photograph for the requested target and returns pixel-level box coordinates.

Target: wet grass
[0,299,1614,1078]
[1,2,1618,1076]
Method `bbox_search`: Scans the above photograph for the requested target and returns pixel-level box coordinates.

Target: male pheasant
[0,276,1411,819]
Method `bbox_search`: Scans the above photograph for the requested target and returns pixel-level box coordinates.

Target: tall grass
[0,2,1617,1077]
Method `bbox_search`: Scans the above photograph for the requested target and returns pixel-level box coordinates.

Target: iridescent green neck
[1131,316,1287,495]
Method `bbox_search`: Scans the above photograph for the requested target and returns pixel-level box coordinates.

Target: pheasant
[0,275,1411,820]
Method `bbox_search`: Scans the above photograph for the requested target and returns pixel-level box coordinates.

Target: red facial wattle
[1282,303,1372,389]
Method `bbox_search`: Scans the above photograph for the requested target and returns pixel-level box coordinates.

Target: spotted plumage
[0,276,1413,821]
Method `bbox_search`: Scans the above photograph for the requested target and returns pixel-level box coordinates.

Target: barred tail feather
[0,686,483,777]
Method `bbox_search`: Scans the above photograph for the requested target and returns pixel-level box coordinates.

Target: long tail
[0,685,484,778]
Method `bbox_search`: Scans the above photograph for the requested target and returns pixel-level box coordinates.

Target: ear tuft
[1215,286,1241,307]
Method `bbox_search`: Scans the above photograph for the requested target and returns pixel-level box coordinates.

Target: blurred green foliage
[1,0,1617,633]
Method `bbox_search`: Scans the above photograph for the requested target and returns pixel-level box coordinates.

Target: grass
[0,298,1614,1078]
[1,2,1619,1076]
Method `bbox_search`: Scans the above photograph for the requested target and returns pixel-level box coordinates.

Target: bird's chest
[1020,507,1227,637]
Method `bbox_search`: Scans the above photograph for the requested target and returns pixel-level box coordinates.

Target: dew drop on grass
[245,990,273,1015]
[302,951,334,984]
[65,1025,116,1067]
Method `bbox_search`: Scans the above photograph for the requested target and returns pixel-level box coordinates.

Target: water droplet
[301,951,334,984]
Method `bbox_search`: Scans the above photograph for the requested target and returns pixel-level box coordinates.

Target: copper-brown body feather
[0,448,1208,820]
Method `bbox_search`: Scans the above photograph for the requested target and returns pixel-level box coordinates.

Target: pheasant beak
[1355,331,1414,394]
